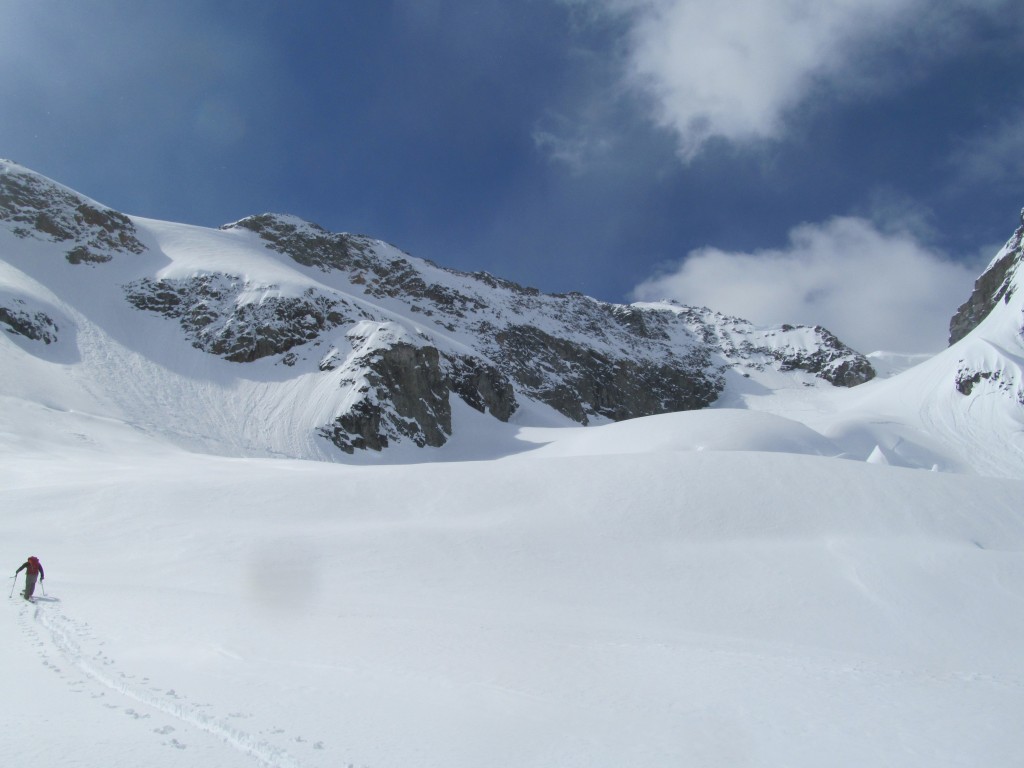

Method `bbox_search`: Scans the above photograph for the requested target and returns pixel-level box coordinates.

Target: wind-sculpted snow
[705,205,1024,479]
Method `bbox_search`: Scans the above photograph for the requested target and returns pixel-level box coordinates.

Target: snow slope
[714,215,1024,479]
[3,420,1024,768]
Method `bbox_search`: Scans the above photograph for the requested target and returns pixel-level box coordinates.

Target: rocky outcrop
[226,214,377,273]
[124,275,362,362]
[491,323,721,424]
[319,341,453,453]
[645,306,875,389]
[0,161,145,263]
[949,210,1024,345]
[948,208,1024,406]
[770,325,875,386]
[443,355,517,422]
[0,299,58,344]
[225,214,491,321]
[316,323,520,453]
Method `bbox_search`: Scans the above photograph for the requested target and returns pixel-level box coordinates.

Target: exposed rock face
[319,341,452,453]
[0,299,58,344]
[444,355,517,421]
[125,275,362,362]
[954,367,1013,398]
[224,214,491,320]
[491,323,720,423]
[636,307,874,391]
[947,208,1024,406]
[314,323,520,453]
[0,161,145,263]
[949,210,1023,345]
[228,214,377,273]
[772,325,875,386]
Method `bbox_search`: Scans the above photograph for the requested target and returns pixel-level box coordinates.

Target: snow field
[3,441,1024,767]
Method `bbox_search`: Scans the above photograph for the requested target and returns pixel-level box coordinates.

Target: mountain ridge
[5,158,1024,477]
[0,159,876,457]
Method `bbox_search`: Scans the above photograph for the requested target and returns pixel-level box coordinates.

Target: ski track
[22,598,323,768]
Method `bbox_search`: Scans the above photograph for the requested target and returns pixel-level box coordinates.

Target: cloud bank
[572,0,1017,160]
[630,217,982,353]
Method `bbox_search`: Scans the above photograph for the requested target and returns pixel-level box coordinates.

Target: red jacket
[16,557,44,579]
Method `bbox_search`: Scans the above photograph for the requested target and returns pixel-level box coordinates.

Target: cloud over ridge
[630,216,980,353]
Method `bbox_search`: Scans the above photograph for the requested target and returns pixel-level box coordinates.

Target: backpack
[26,556,40,576]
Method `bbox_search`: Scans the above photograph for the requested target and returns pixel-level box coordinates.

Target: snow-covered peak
[0,158,107,211]
[223,212,330,240]
[0,158,145,263]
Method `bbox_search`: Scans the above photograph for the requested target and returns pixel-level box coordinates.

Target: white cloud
[629,216,981,353]
[571,0,1016,160]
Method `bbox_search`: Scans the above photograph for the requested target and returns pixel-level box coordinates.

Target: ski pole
[8,575,17,599]
[40,579,46,597]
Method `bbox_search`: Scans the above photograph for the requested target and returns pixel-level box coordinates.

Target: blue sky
[2,0,1022,352]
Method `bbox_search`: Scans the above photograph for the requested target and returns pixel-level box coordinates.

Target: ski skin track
[30,600,307,768]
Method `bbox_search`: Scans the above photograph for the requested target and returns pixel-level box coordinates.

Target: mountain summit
[0,159,875,457]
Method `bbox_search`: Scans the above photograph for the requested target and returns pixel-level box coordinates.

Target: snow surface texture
[4,427,1024,767]
[3,161,1024,766]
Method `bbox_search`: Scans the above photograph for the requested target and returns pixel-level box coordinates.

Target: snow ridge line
[33,604,306,768]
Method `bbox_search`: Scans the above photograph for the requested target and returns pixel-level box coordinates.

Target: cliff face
[944,209,1024,406]
[1,160,875,455]
[949,210,1024,346]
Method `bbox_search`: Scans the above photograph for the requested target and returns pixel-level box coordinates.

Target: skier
[14,556,44,601]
